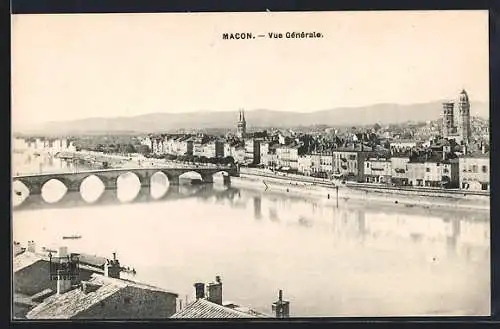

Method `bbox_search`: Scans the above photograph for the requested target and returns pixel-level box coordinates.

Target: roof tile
[26,273,177,319]
[171,299,260,319]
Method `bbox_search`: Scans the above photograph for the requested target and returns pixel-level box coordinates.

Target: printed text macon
[222,32,324,40]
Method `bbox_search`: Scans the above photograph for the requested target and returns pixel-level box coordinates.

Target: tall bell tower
[458,89,471,144]
[236,108,247,139]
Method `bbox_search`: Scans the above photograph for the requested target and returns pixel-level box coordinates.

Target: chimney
[70,253,81,286]
[206,276,223,305]
[56,248,72,295]
[58,246,68,258]
[27,240,36,253]
[13,242,23,256]
[56,269,72,294]
[272,290,290,318]
[104,253,121,279]
[194,282,205,299]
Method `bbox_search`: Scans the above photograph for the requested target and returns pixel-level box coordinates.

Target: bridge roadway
[13,165,239,196]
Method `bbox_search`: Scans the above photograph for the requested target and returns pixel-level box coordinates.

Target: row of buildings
[274,141,488,191]
[13,137,76,153]
[142,135,489,192]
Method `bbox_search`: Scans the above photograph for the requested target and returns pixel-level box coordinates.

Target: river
[12,151,490,317]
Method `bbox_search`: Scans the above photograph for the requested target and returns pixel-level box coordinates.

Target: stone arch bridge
[13,166,239,196]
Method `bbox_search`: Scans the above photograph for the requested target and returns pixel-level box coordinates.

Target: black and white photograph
[11,10,490,319]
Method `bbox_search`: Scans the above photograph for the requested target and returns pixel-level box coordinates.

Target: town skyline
[12,11,488,130]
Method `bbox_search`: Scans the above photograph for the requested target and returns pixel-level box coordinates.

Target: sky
[11,11,489,129]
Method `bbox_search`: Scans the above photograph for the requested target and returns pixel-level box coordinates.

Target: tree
[165,154,177,161]
[224,156,235,165]
[125,144,136,154]
[136,145,151,155]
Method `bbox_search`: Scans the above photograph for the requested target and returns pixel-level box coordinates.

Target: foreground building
[364,158,392,184]
[276,144,300,171]
[390,156,410,186]
[26,273,178,319]
[404,154,460,188]
[459,151,490,191]
[332,148,370,182]
[171,276,289,319]
[15,245,178,319]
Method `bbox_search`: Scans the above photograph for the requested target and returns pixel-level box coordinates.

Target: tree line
[146,153,235,165]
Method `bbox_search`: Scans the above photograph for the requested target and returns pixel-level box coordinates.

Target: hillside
[16,100,488,135]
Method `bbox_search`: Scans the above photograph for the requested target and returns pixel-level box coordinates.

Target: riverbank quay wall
[234,174,489,211]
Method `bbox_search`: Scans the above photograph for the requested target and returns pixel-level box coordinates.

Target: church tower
[458,89,471,144]
[236,108,247,139]
[441,101,455,138]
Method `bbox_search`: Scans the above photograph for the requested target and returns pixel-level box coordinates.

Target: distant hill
[16,100,488,135]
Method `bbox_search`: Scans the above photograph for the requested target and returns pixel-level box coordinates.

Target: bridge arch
[41,178,69,204]
[12,180,30,207]
[150,171,170,199]
[212,170,231,184]
[178,171,203,183]
[79,174,106,203]
[116,171,142,203]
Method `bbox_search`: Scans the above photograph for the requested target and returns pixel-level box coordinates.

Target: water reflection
[13,183,233,211]
[253,196,262,220]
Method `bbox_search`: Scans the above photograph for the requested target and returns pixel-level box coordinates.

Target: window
[426,168,430,172]
[124,297,131,304]
[366,163,370,168]
[472,165,478,173]
[349,155,356,160]
[481,183,489,191]
[443,168,449,174]
[482,165,487,173]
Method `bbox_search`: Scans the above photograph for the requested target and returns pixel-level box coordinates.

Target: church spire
[236,108,247,139]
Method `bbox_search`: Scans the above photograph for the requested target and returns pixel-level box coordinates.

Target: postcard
[11,10,490,319]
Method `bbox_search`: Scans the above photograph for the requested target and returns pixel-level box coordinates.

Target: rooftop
[26,273,178,319]
[171,299,263,319]
[390,139,418,144]
[463,151,490,159]
[13,252,44,273]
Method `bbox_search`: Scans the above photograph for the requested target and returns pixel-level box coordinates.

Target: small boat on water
[62,235,82,240]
